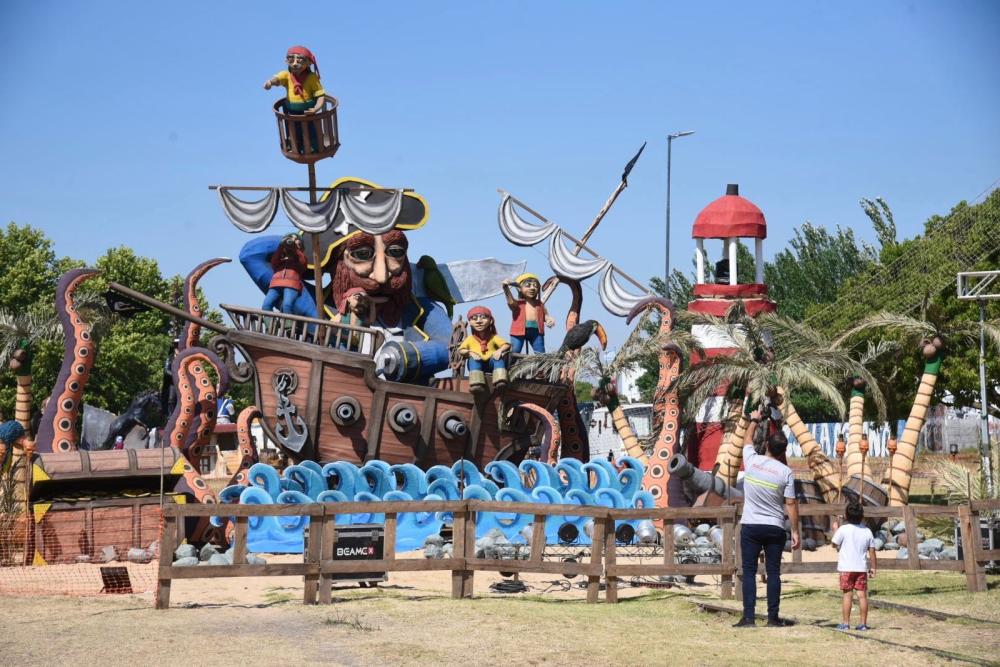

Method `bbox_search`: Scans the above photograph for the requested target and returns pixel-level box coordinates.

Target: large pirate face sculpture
[332,230,412,326]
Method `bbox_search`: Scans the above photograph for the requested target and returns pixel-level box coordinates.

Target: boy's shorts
[839,572,868,592]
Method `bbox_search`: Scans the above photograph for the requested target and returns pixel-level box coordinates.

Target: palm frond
[832,311,935,347]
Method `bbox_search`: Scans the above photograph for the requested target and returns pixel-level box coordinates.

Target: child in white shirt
[831,501,877,630]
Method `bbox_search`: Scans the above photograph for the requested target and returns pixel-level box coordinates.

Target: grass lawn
[1,570,996,666]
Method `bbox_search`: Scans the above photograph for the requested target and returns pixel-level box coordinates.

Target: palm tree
[0,309,61,432]
[680,304,885,499]
[843,341,898,483]
[836,309,1000,504]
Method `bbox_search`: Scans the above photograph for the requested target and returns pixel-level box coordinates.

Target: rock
[247,554,267,565]
[98,545,118,563]
[441,544,453,557]
[694,536,712,547]
[803,538,817,551]
[147,540,159,557]
[75,554,92,564]
[126,547,151,563]
[695,523,711,536]
[922,538,944,552]
[424,545,442,559]
[873,537,886,551]
[206,553,231,566]
[423,534,445,547]
[916,531,926,542]
[890,522,906,535]
[883,541,900,550]
[896,547,908,559]
[172,556,199,567]
[199,544,220,562]
[896,533,908,548]
[940,547,958,560]
[174,544,197,560]
[783,540,792,553]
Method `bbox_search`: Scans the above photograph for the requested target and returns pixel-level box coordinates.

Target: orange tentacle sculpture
[36,269,99,453]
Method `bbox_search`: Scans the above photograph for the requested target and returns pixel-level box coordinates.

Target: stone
[126,547,151,563]
[803,538,817,551]
[174,544,197,560]
[98,545,118,563]
[424,545,442,559]
[883,541,900,550]
[206,553,231,566]
[694,536,712,547]
[247,554,267,565]
[890,522,906,535]
[922,538,944,552]
[873,537,886,551]
[199,543,220,562]
[695,523,711,536]
[423,534,445,547]
[940,547,958,560]
[172,556,199,567]
[896,547,908,559]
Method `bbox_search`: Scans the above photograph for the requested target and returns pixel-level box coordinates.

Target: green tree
[0,223,80,313]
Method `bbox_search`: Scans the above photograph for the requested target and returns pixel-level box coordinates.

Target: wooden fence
[155,499,998,609]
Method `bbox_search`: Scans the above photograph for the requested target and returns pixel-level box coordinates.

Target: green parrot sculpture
[417,255,457,318]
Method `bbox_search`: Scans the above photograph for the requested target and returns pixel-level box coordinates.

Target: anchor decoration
[272,369,308,453]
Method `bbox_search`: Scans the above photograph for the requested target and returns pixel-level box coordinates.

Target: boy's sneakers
[836,623,850,630]
[855,624,870,631]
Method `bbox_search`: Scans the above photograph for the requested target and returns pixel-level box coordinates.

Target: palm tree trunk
[845,391,872,480]
[778,387,840,502]
[14,374,32,432]
[889,355,941,505]
[714,401,748,486]
[613,405,646,464]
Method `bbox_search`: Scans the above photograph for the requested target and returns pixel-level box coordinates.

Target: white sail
[497,195,557,246]
[218,188,279,233]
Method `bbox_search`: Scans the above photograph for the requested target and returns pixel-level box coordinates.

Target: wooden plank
[970,499,1000,511]
[609,506,737,521]
[662,519,675,565]
[586,515,605,604]
[415,396,437,465]
[462,509,476,598]
[318,500,468,515]
[365,389,388,462]
[155,514,177,610]
[232,516,248,565]
[160,563,317,579]
[318,519,335,605]
[607,563,728,577]
[604,517,618,604]
[384,514,397,562]
[303,511,324,605]
[902,505,920,571]
[720,517,734,599]
[467,500,609,518]
[959,505,987,592]
[529,516,546,563]
[734,522,743,603]
[451,510,468,599]
[164,502,329,518]
[304,357,324,461]
[321,558,463,573]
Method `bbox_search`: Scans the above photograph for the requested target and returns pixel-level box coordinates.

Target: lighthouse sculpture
[686,184,776,472]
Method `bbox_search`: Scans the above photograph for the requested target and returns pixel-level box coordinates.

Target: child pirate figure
[264,46,325,152]
[262,234,307,314]
[502,273,555,354]
[458,306,511,393]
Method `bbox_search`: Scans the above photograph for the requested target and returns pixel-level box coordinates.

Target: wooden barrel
[841,475,889,507]
[794,479,830,544]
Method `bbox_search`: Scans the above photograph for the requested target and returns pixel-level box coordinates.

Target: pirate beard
[331,256,412,327]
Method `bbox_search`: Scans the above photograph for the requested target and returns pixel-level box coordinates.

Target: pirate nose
[371,255,389,284]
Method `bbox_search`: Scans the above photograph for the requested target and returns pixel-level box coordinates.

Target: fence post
[604,514,618,604]
[318,513,336,605]
[902,505,920,571]
[734,522,743,603]
[155,508,177,610]
[529,515,546,563]
[233,516,248,565]
[303,506,324,604]
[720,512,734,600]
[587,513,606,604]
[958,505,987,593]
[451,503,475,599]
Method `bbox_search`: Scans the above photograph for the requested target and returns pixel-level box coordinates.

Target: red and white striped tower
[686,184,776,472]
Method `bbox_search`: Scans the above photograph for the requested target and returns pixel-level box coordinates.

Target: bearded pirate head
[332,229,413,326]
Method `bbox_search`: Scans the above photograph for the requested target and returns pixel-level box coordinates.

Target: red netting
[0,501,162,596]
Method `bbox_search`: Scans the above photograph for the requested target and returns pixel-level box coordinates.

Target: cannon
[667,453,743,505]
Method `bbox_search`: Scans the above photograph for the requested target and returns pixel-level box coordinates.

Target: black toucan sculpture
[558,320,608,354]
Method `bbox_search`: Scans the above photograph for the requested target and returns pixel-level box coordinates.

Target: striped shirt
[740,444,795,528]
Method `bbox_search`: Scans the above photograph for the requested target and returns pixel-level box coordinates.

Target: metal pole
[978,299,994,496]
[665,137,672,283]
[308,163,326,319]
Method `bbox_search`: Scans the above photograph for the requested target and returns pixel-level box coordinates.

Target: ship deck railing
[221,304,384,357]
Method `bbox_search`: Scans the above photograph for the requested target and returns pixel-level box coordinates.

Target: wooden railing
[155,499,998,609]
[221,304,384,356]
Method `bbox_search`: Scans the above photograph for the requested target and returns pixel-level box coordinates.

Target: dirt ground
[1,545,997,666]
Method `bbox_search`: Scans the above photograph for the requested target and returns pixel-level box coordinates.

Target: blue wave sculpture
[215,457,649,553]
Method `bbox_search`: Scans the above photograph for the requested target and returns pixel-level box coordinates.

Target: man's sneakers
[766,617,789,627]
[732,617,756,628]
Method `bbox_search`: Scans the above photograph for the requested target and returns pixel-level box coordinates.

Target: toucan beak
[594,323,608,349]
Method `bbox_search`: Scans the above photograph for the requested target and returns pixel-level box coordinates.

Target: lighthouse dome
[692,184,766,240]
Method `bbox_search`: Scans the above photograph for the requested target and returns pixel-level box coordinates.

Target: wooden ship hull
[216,306,572,468]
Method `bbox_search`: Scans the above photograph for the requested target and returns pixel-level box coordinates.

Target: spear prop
[541,142,646,303]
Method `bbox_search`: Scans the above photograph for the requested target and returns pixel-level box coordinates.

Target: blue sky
[1,1,998,346]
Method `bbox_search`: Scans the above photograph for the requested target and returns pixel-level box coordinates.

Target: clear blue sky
[2,1,998,346]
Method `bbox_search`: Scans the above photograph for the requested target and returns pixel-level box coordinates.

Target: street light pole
[665,131,695,284]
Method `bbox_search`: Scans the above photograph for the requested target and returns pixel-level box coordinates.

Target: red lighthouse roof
[692,184,767,239]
